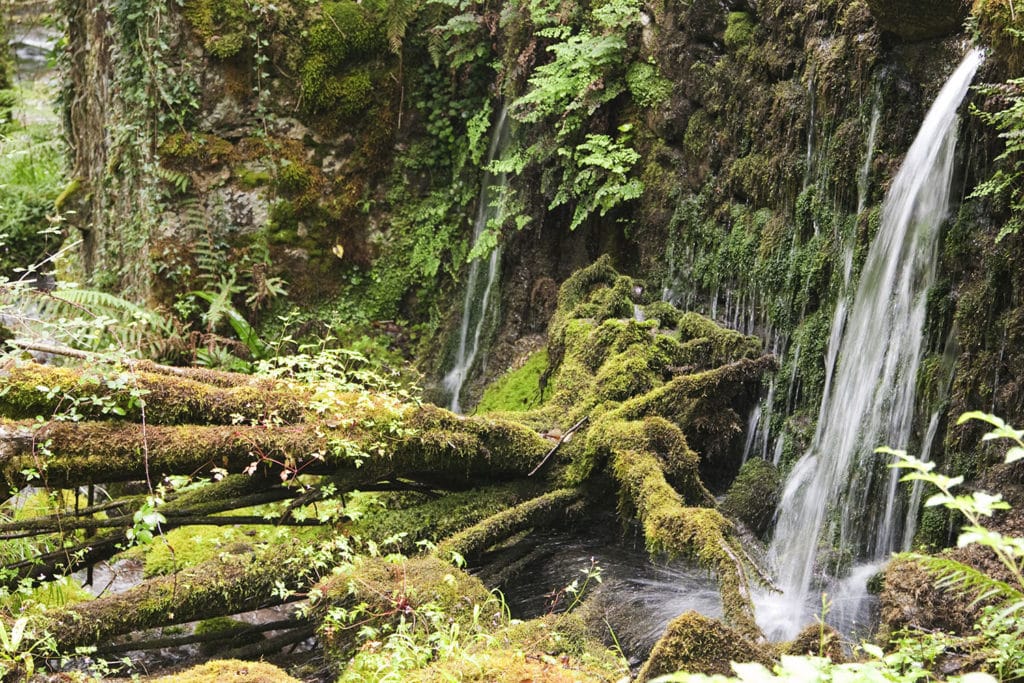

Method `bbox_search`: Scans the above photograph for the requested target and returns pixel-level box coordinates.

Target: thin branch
[528,415,589,477]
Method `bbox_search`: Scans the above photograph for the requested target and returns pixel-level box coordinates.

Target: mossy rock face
[865,0,968,41]
[720,457,781,538]
[635,611,773,682]
[149,659,301,682]
[476,349,552,413]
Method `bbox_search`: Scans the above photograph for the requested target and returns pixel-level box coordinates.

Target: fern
[9,286,175,357]
[190,286,271,360]
[905,552,1023,608]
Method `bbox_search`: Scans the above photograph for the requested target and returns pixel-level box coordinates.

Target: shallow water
[494,527,722,664]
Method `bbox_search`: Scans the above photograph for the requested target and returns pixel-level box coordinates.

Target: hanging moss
[723,12,756,50]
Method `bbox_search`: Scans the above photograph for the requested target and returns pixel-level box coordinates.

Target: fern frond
[5,286,175,358]
[905,551,1024,610]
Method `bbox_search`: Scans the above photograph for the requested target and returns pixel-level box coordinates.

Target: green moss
[237,168,273,189]
[477,349,552,413]
[723,12,756,50]
[349,482,547,554]
[276,159,314,195]
[54,177,82,213]
[308,1,384,62]
[435,488,584,563]
[635,611,772,682]
[720,458,781,538]
[594,343,659,402]
[158,132,234,169]
[642,301,683,329]
[677,312,763,369]
[973,0,1024,73]
[141,526,262,577]
[627,61,673,109]
[150,659,300,682]
[299,1,387,117]
[194,616,263,655]
[317,555,497,655]
[398,612,624,682]
[782,623,844,661]
[602,419,761,637]
[913,505,952,551]
[182,0,255,59]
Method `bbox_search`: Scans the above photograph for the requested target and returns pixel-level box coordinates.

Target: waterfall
[756,49,983,639]
[442,106,511,413]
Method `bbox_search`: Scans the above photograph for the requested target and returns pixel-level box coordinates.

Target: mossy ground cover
[475,349,553,414]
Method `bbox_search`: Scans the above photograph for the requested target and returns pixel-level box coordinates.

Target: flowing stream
[442,106,511,413]
[756,49,984,640]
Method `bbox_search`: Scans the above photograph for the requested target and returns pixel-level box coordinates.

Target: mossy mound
[878,554,989,638]
[635,611,773,682]
[720,457,782,538]
[149,659,300,682]
[781,622,845,662]
[315,555,499,656]
[400,613,625,682]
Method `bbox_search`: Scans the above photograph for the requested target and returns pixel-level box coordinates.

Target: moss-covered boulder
[878,554,988,638]
[635,611,773,682]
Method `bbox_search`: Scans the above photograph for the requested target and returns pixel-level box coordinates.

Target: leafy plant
[970,78,1024,242]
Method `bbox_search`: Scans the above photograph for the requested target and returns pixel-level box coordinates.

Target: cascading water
[442,106,511,413]
[756,49,984,639]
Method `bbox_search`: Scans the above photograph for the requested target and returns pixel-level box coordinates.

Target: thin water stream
[442,106,511,413]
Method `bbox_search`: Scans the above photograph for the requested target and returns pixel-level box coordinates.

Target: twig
[528,415,589,477]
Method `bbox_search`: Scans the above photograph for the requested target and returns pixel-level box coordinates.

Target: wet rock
[865,0,968,41]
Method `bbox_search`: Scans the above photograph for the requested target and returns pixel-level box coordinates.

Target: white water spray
[442,106,511,413]
[757,49,983,639]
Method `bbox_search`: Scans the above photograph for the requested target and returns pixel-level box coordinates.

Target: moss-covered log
[2,475,298,588]
[609,443,764,638]
[0,359,310,424]
[42,539,326,651]
[435,487,586,563]
[0,405,550,491]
